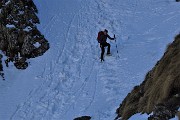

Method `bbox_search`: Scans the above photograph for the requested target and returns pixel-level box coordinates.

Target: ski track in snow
[6,0,180,120]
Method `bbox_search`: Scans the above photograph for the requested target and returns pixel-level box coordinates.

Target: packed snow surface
[0,0,180,120]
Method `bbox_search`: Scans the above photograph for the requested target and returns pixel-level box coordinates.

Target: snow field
[0,0,179,120]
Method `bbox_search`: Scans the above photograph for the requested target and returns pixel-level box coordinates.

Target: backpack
[97,31,104,43]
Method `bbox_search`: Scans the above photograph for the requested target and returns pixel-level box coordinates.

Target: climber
[97,29,115,62]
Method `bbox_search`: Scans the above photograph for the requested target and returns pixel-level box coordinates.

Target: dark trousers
[100,42,110,60]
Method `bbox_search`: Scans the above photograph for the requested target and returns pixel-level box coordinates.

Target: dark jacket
[100,33,114,43]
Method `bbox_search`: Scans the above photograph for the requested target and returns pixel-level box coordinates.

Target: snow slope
[0,0,180,120]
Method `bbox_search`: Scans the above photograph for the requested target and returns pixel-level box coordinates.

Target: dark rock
[148,96,180,120]
[74,116,91,120]
[0,0,49,80]
[0,54,5,80]
[14,61,28,70]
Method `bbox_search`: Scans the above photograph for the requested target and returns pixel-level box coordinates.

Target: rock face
[0,0,49,80]
[115,34,180,120]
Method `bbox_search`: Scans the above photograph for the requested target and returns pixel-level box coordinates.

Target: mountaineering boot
[101,59,104,62]
[107,52,112,56]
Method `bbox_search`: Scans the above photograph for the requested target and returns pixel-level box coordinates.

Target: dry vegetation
[116,34,180,120]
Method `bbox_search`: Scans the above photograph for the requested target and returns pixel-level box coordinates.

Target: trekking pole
[114,34,119,58]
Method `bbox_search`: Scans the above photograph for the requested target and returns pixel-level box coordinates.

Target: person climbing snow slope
[97,29,115,62]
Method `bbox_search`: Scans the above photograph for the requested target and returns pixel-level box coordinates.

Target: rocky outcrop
[74,116,91,120]
[0,0,49,80]
[115,34,180,120]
